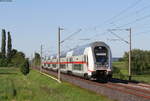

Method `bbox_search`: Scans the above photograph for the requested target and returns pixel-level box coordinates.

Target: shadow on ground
[109,78,140,84]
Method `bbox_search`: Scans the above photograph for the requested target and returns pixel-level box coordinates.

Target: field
[0,67,112,101]
[112,62,150,83]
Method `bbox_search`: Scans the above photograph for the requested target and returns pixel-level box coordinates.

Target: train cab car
[89,42,112,80]
[70,41,112,80]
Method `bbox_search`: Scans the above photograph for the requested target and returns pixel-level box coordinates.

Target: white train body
[42,41,112,80]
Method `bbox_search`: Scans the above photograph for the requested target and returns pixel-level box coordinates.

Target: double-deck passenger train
[42,41,112,81]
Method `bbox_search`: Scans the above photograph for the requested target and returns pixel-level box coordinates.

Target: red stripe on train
[43,61,87,64]
[43,61,93,72]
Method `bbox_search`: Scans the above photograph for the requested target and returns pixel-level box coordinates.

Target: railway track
[105,83,150,99]
[110,78,150,89]
[33,67,150,101]
[138,84,150,88]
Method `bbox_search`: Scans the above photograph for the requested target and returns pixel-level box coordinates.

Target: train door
[83,55,88,73]
[67,57,73,74]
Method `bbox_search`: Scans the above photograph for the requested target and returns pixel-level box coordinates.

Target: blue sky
[0,0,150,58]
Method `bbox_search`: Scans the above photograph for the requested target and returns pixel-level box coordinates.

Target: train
[42,41,113,81]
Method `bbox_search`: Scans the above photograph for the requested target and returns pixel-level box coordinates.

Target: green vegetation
[1,29,6,59]
[123,49,150,75]
[131,74,150,83]
[113,49,150,83]
[32,52,41,67]
[112,62,128,80]
[7,31,12,62]
[0,67,112,101]
[0,29,26,67]
[20,59,30,75]
[113,61,150,83]
[10,50,26,67]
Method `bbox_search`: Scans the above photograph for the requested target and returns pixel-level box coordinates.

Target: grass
[113,62,128,75]
[0,67,113,101]
[112,62,150,83]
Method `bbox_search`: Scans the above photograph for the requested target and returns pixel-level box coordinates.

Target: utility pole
[128,28,132,81]
[40,44,43,73]
[58,27,64,83]
[108,28,132,81]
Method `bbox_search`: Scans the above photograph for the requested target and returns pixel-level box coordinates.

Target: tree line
[123,49,150,75]
[0,29,29,75]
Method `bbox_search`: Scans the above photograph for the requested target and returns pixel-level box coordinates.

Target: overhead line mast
[108,28,132,81]
[57,27,64,83]
[40,44,43,73]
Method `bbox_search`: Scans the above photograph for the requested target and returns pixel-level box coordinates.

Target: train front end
[91,42,112,81]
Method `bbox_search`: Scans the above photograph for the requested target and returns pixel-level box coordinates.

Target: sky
[0,0,150,58]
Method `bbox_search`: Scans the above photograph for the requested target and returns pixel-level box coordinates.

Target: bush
[0,58,8,67]
[123,49,150,75]
[10,51,26,67]
[20,59,30,75]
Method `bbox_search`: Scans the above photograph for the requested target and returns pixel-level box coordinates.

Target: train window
[48,64,50,67]
[69,58,72,62]
[73,64,83,71]
[60,64,66,69]
[94,46,108,65]
[52,64,56,68]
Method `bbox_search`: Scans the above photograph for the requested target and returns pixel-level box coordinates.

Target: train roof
[51,41,109,58]
[70,41,109,56]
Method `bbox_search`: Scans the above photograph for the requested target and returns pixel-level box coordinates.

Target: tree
[11,49,17,57]
[7,31,12,61]
[32,53,41,67]
[20,59,30,75]
[1,29,6,58]
[11,51,26,67]
[0,29,26,67]
[0,52,2,58]
[123,49,150,74]
[0,53,8,67]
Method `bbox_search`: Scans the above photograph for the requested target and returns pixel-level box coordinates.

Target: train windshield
[94,46,108,64]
